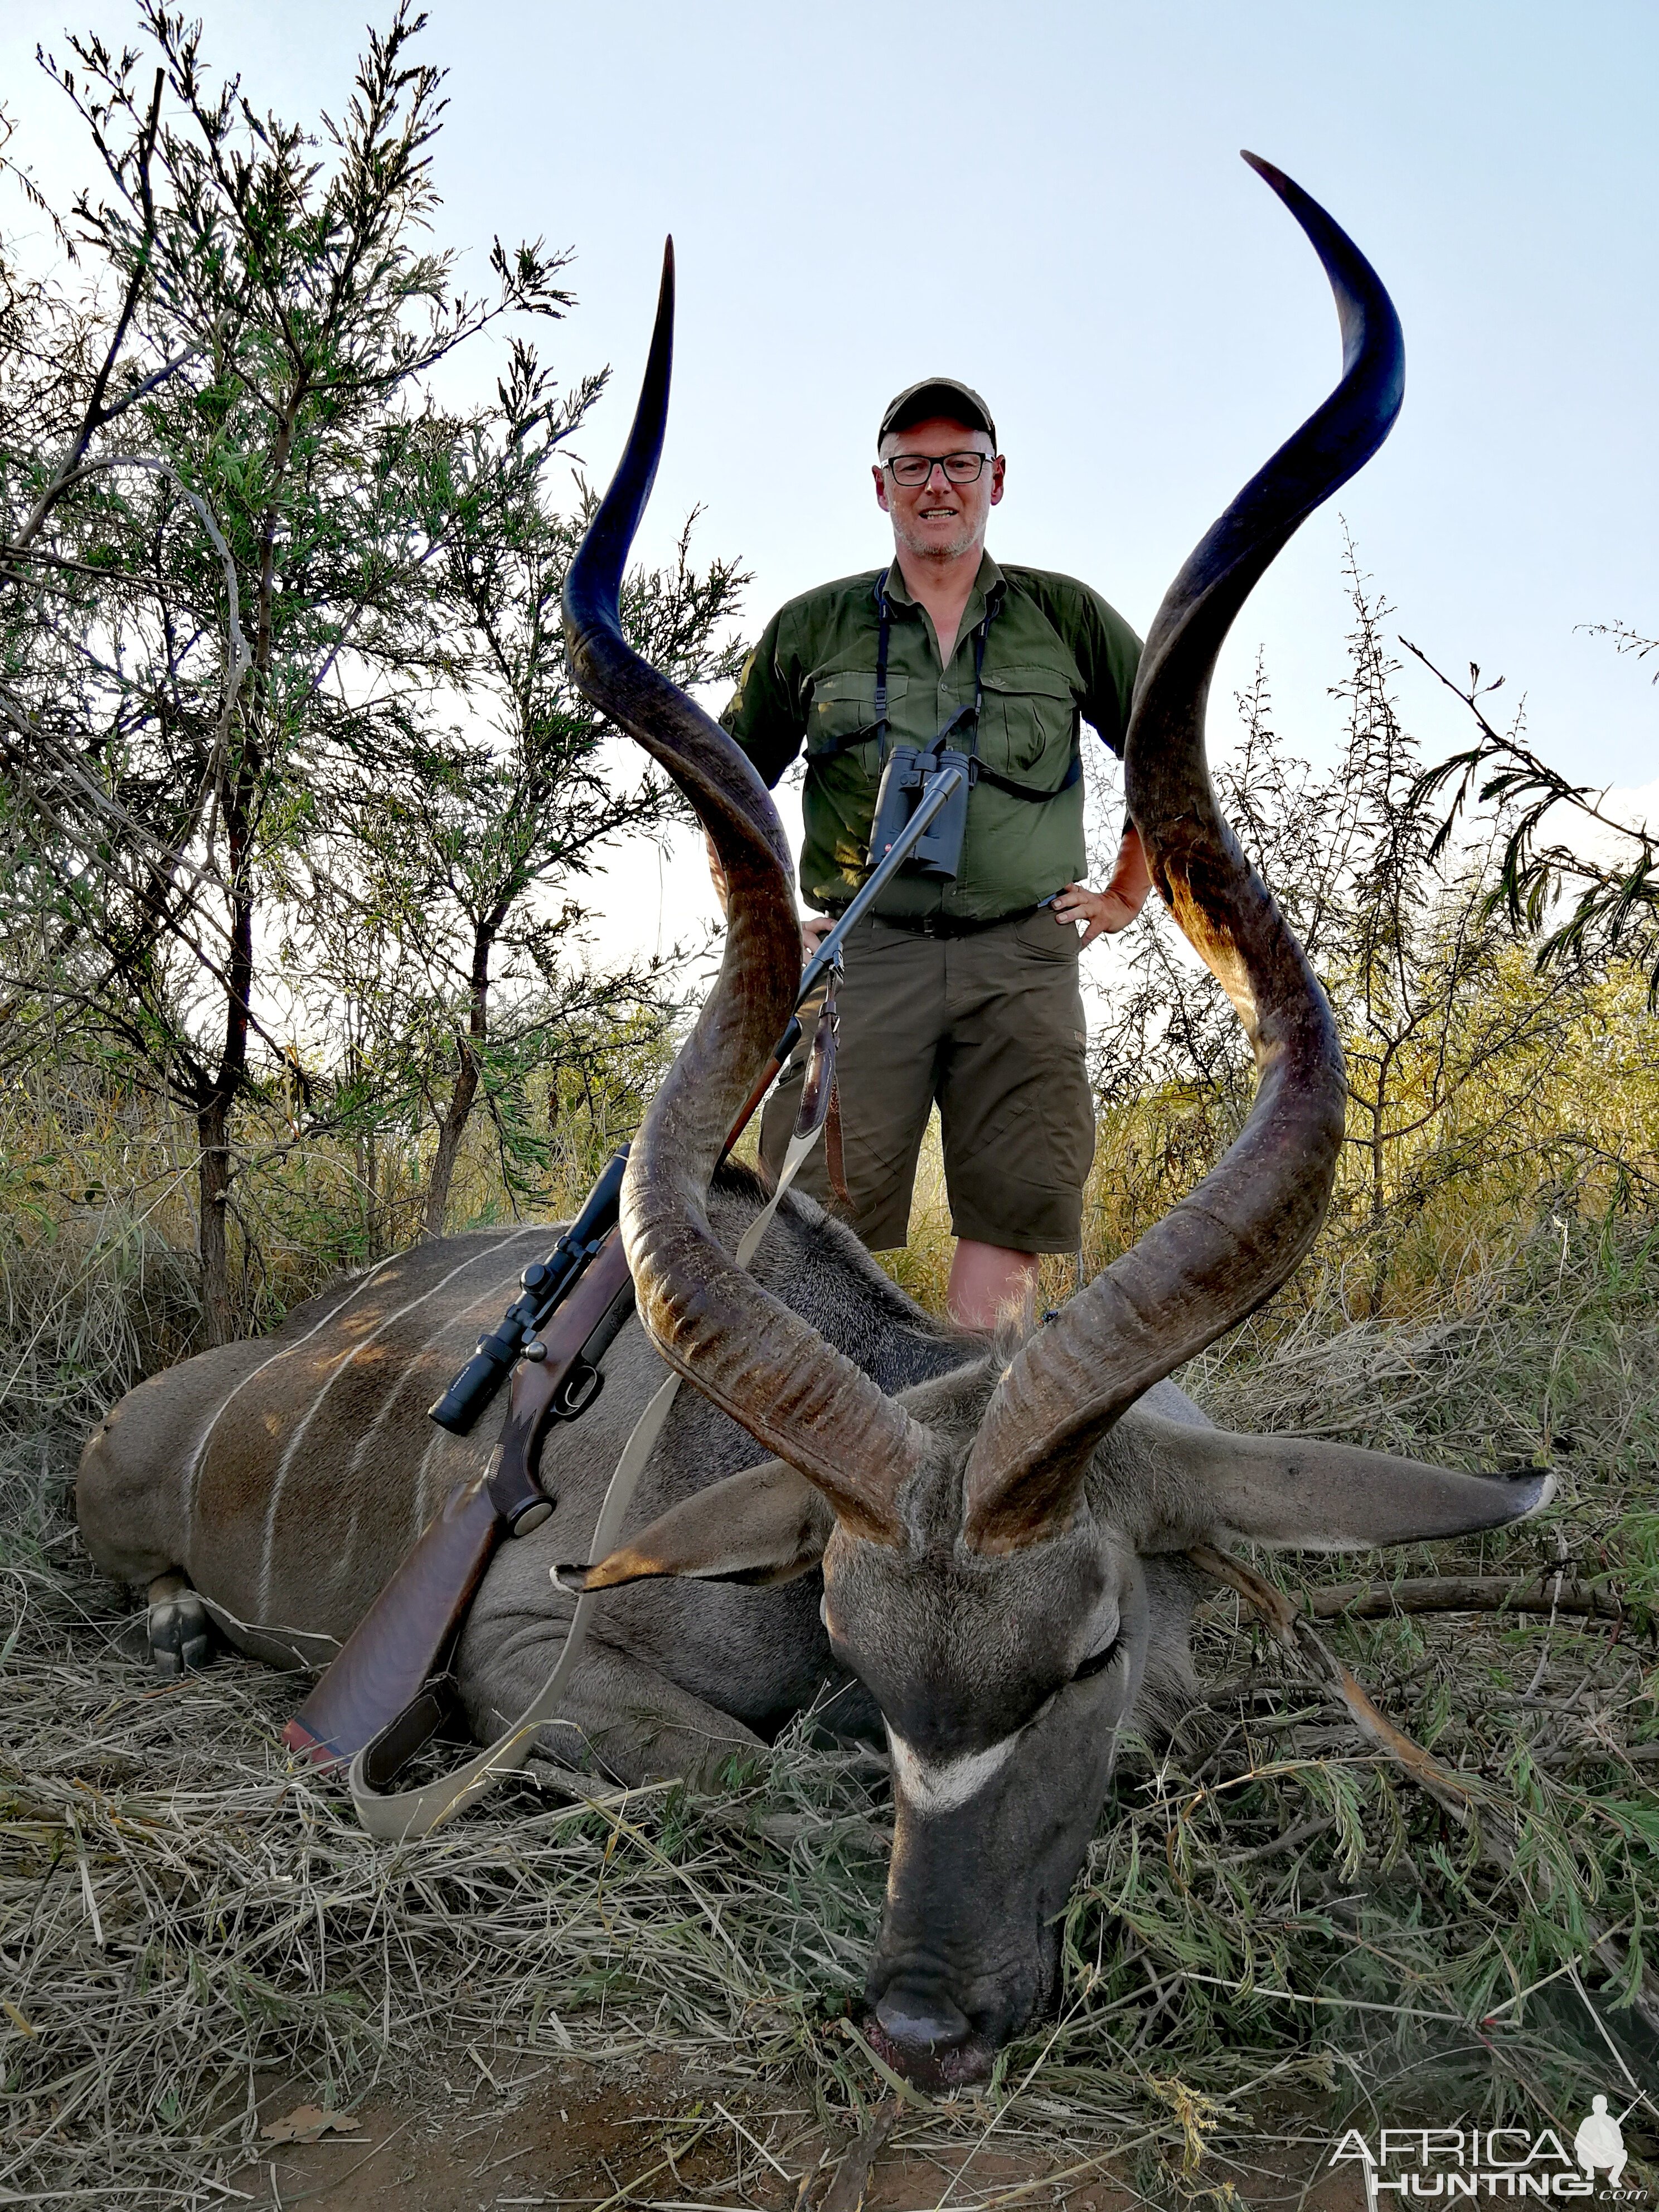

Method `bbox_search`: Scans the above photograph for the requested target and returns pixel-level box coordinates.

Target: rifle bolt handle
[522,1339,548,1362]
[511,1499,554,1536]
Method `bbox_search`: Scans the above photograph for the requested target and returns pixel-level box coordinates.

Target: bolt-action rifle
[282,764,966,1770]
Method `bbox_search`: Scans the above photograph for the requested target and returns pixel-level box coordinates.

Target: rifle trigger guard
[552,1358,605,1422]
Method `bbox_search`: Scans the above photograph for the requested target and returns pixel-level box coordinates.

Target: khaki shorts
[760,908,1095,1253]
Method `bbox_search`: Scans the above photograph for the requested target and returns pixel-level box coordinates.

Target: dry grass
[4,1187,1658,2206]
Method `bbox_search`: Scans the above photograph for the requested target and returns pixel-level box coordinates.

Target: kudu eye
[1072,1636,1121,1684]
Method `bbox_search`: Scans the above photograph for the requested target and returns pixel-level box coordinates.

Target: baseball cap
[878,378,997,450]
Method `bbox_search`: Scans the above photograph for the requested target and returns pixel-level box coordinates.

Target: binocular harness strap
[814,573,1079,802]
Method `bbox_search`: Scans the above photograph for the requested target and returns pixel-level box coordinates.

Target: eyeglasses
[882,451,994,487]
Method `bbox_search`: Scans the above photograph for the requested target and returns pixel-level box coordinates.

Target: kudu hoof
[148,1586,213,1677]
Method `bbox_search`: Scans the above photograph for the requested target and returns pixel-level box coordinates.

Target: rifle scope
[426,1144,630,1434]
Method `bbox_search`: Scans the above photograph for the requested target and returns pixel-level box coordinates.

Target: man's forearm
[1106,822,1152,915]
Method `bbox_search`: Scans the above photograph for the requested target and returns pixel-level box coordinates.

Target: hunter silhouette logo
[1330,2102,1645,2201]
[1575,2101,1628,2191]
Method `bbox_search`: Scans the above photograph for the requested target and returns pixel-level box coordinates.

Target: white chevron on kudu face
[886,1727,1020,1814]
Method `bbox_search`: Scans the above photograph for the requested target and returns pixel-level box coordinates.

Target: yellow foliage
[878,959,1659,1327]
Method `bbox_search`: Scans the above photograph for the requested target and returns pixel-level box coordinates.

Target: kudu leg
[460,1630,765,1793]
[145,1568,213,1679]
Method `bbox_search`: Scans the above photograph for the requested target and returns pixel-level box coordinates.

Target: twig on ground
[1219,1813,1336,1867]
[1304,1573,1624,1624]
[814,2097,903,2212]
[1190,1544,1659,2040]
[1188,1545,1479,1824]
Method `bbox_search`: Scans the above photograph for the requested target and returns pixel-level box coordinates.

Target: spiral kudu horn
[562,242,928,1541]
[963,155,1405,1552]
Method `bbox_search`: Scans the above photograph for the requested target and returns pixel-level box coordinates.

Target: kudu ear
[1126,1411,1554,1553]
[556,1462,834,1592]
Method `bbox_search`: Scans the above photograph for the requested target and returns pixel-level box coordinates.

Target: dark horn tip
[562,239,678,652]
[1239,149,1298,206]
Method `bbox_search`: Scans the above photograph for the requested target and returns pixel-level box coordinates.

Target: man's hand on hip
[1050,824,1153,948]
[1048,881,1138,949]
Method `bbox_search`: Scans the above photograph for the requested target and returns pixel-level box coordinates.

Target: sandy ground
[230,2056,1366,2211]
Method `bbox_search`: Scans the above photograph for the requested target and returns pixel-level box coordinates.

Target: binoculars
[869,739,972,880]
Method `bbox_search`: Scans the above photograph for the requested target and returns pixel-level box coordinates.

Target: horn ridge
[561,243,928,1538]
[962,159,1405,1553]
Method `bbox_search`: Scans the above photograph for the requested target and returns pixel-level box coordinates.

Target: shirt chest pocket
[805,669,909,772]
[977,664,1080,780]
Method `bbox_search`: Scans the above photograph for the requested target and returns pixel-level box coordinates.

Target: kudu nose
[874,1986,971,2056]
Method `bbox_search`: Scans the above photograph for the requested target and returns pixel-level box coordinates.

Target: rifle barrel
[425,764,964,1436]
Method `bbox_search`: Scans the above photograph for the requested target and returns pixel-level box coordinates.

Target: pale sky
[3,1,1654,974]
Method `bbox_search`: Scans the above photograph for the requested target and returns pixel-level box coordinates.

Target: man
[717,377,1152,1328]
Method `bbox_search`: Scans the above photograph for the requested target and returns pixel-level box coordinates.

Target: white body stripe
[183,1253,404,1526]
[887,1726,1017,1814]
[254,1231,541,1603]
[329,1236,549,1589]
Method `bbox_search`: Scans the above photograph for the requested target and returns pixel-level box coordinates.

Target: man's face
[874,417,1005,565]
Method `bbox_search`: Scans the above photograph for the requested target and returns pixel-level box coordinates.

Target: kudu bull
[77,157,1550,2086]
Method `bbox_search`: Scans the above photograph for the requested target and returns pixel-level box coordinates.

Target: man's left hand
[1048,881,1139,949]
[1050,826,1153,948]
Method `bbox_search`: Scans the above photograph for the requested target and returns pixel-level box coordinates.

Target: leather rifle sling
[824,1084,850,1207]
[804,973,850,1207]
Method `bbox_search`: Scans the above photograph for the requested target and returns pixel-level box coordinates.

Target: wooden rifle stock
[282,1228,635,1768]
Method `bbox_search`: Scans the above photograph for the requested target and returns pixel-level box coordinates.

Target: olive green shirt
[719,552,1142,921]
